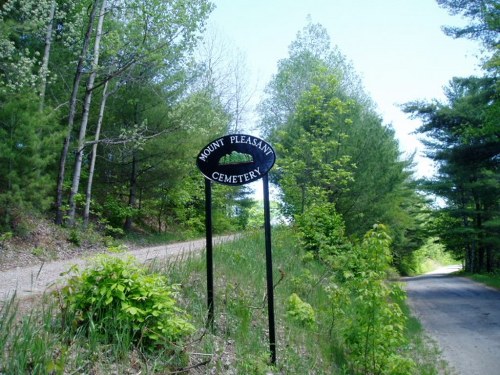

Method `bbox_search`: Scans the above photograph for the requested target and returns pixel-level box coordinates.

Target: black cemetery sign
[196,134,277,364]
[196,134,275,185]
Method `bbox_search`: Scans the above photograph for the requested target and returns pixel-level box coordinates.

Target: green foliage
[296,202,351,266]
[405,1,499,273]
[68,229,81,246]
[260,20,422,261]
[0,297,62,375]
[400,237,457,276]
[0,91,61,230]
[101,196,137,229]
[59,255,194,349]
[298,213,417,373]
[328,225,416,374]
[219,151,253,165]
[237,352,275,374]
[437,0,499,72]
[273,73,356,215]
[0,0,241,235]
[464,271,500,290]
[286,293,316,328]
[0,229,447,373]
[404,76,499,272]
[0,231,13,242]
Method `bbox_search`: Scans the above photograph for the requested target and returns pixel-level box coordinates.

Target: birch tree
[54,0,100,224]
[38,0,56,111]
[66,0,106,226]
[55,0,214,225]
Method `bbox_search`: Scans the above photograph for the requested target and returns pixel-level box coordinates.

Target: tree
[0,0,65,229]
[194,27,256,132]
[437,0,499,48]
[67,0,107,226]
[437,0,499,71]
[259,20,420,255]
[274,73,356,215]
[54,0,214,225]
[259,19,371,139]
[0,92,61,231]
[38,0,56,110]
[0,0,256,236]
[403,76,499,272]
[54,0,101,225]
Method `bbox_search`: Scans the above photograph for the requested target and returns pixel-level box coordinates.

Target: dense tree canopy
[259,21,424,261]
[405,0,500,272]
[0,0,256,235]
[404,76,499,272]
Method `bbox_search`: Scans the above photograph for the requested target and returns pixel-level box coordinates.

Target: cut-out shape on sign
[218,151,254,165]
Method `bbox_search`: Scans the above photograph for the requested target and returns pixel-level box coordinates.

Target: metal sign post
[263,173,276,363]
[204,178,214,331]
[196,134,277,364]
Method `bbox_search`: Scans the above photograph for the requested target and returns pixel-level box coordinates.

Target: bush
[59,255,194,350]
[286,293,316,328]
[329,225,415,374]
[296,202,349,256]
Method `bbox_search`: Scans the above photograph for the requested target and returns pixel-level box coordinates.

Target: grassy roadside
[0,228,447,374]
[158,228,337,373]
[458,272,500,290]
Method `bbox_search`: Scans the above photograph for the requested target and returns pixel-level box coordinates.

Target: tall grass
[0,227,449,374]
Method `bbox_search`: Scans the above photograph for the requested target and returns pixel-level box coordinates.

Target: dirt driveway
[0,235,235,302]
[404,266,500,375]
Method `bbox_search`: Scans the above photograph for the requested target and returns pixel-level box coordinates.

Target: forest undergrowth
[0,227,448,374]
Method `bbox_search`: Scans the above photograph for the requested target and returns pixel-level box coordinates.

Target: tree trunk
[486,247,493,273]
[474,197,485,272]
[68,0,107,226]
[124,153,137,231]
[83,80,109,227]
[55,0,100,225]
[39,0,56,111]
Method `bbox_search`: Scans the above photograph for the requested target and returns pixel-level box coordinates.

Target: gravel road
[404,265,500,375]
[0,235,235,302]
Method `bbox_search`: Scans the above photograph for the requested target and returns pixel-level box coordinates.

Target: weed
[286,293,316,328]
[0,228,449,374]
[68,229,81,246]
[0,231,13,242]
[31,246,46,257]
[58,255,194,350]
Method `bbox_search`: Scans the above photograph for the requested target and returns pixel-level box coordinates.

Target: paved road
[404,266,500,375]
[0,235,235,301]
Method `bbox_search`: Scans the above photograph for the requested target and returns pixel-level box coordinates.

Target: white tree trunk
[68,0,107,225]
[55,0,100,224]
[83,80,109,227]
[39,0,56,111]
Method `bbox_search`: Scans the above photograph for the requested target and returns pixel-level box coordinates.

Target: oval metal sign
[196,134,275,185]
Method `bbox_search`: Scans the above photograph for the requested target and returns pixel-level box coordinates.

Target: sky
[206,0,483,179]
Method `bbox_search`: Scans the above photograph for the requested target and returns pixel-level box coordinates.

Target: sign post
[204,178,214,331]
[263,173,276,364]
[196,134,277,364]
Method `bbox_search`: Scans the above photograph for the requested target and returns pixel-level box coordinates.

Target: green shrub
[286,293,316,328]
[329,224,415,374]
[102,196,137,229]
[68,229,81,246]
[59,255,194,350]
[296,202,350,256]
[0,231,13,242]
